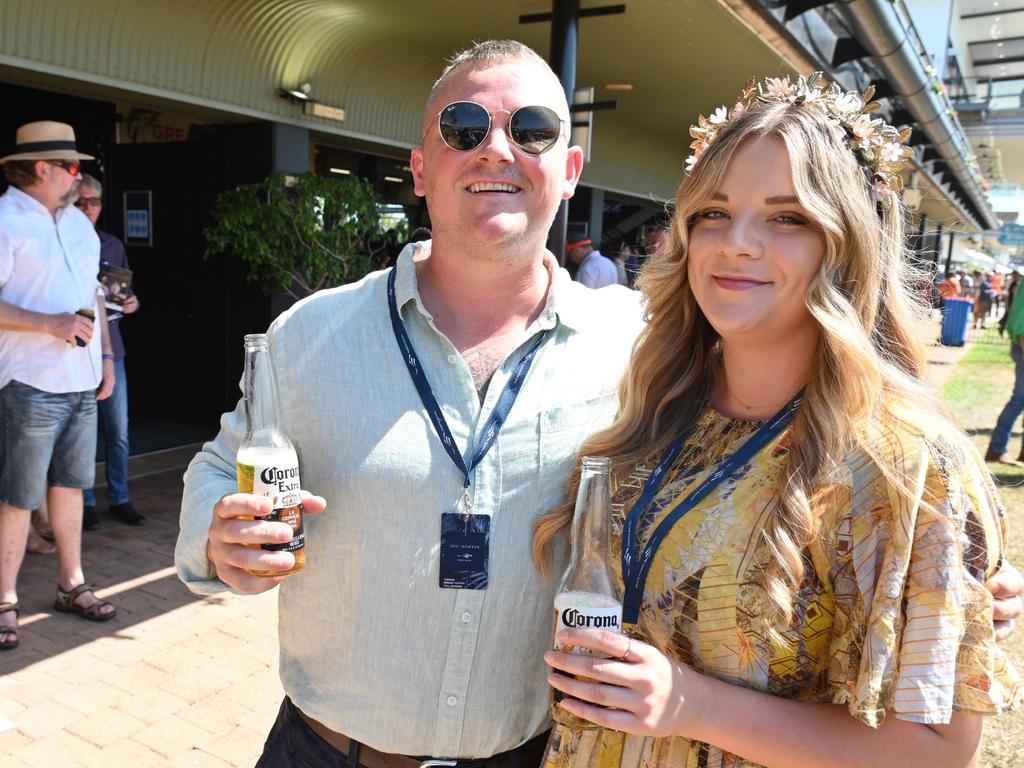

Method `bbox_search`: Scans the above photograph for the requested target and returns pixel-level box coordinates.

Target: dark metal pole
[548,0,580,266]
[942,225,955,277]
[916,214,930,262]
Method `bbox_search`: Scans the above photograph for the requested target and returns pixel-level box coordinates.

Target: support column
[587,188,605,249]
[547,0,580,265]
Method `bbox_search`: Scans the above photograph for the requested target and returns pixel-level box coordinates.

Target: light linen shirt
[576,250,619,289]
[176,244,644,758]
[0,186,102,392]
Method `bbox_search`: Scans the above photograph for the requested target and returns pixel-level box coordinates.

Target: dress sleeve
[825,430,1022,727]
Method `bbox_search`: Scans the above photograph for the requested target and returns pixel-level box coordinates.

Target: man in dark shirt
[75,174,144,527]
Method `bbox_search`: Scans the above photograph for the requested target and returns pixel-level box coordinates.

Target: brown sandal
[0,601,19,650]
[54,584,116,622]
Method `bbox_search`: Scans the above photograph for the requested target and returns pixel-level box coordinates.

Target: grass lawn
[940,328,1024,767]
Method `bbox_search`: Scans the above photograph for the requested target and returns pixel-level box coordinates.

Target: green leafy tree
[205,172,405,299]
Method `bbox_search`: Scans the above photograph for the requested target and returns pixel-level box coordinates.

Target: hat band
[15,139,78,152]
[566,238,592,251]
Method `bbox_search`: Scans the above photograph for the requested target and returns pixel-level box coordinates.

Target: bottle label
[553,592,622,639]
[237,449,305,553]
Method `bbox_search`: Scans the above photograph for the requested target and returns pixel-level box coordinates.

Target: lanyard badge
[387,267,548,590]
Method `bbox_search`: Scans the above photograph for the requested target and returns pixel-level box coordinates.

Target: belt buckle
[419,762,458,768]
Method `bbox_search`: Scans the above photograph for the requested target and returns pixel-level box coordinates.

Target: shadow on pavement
[0,467,206,676]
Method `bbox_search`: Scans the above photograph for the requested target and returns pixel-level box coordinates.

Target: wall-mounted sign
[123,191,153,247]
[304,102,346,122]
[116,106,195,143]
[999,223,1024,245]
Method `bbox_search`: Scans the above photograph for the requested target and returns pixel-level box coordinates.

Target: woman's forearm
[689,673,982,768]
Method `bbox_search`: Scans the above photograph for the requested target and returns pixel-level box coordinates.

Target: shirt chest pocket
[535,391,618,514]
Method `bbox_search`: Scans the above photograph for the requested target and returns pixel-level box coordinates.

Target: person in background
[75,173,144,528]
[974,270,995,330]
[0,121,118,651]
[999,269,1022,338]
[567,230,618,289]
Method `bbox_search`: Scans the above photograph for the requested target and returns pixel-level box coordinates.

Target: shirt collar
[393,241,589,334]
[6,185,47,215]
[5,185,78,225]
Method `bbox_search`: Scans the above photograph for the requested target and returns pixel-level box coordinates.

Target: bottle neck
[558,458,618,600]
[572,465,610,563]
[243,338,281,440]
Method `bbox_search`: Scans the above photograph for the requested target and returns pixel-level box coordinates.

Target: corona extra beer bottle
[551,455,622,729]
[235,333,306,576]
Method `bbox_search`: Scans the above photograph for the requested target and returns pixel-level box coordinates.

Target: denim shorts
[0,380,97,511]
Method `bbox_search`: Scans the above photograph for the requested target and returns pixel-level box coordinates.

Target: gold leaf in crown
[685,73,914,209]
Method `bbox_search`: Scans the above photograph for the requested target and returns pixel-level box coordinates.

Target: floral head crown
[686,72,914,208]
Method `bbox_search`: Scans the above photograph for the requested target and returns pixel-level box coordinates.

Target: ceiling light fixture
[604,83,634,91]
[384,176,403,183]
[279,82,314,103]
[329,167,351,175]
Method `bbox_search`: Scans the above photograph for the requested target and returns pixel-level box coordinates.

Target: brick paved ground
[0,459,282,767]
[0,327,973,767]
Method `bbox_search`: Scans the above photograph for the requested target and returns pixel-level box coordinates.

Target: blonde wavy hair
[533,100,949,634]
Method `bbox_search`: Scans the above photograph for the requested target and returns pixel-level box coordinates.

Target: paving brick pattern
[0,469,281,767]
[0,329,970,766]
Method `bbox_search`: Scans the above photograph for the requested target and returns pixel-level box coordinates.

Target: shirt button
[446,695,458,706]
[447,353,458,364]
[461,611,472,623]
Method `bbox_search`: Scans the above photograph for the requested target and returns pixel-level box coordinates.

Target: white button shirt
[176,244,644,758]
[0,186,102,392]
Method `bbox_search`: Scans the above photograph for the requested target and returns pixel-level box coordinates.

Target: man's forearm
[0,297,55,334]
[97,298,113,355]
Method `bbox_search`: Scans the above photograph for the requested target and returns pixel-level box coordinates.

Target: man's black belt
[298,706,549,768]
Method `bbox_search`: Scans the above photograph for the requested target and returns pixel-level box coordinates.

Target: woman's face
[687,135,826,346]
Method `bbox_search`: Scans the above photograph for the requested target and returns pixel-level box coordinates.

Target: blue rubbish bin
[941,297,973,346]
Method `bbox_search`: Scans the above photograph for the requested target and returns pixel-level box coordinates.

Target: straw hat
[0,121,94,164]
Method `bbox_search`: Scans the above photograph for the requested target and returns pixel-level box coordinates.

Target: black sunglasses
[48,160,81,175]
[433,101,565,156]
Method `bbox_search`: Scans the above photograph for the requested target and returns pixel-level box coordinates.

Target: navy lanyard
[620,394,802,625]
[387,266,548,507]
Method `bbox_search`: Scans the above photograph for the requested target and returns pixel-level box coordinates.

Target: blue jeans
[989,344,1024,456]
[0,381,97,511]
[84,359,130,506]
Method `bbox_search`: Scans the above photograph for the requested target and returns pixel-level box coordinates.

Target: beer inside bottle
[236,333,306,577]
[551,456,623,730]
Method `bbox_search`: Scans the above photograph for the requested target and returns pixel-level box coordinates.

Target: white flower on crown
[709,106,729,125]
[685,154,700,172]
[880,142,903,163]
[764,78,792,99]
[834,93,862,116]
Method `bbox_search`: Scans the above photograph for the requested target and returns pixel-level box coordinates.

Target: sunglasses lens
[438,102,490,151]
[510,106,562,155]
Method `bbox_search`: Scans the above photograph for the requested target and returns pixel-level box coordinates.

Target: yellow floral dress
[542,408,1021,768]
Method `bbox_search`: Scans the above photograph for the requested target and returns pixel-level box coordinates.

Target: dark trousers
[257,697,352,767]
[256,697,548,768]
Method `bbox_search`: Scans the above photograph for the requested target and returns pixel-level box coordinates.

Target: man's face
[410,59,583,254]
[75,183,102,226]
[32,159,82,209]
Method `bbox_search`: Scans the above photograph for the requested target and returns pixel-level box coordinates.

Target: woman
[534,74,1020,768]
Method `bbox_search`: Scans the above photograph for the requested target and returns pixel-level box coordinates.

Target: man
[0,121,118,651]
[566,231,617,289]
[178,40,640,765]
[176,41,1023,765]
[987,283,1024,465]
[75,173,144,528]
